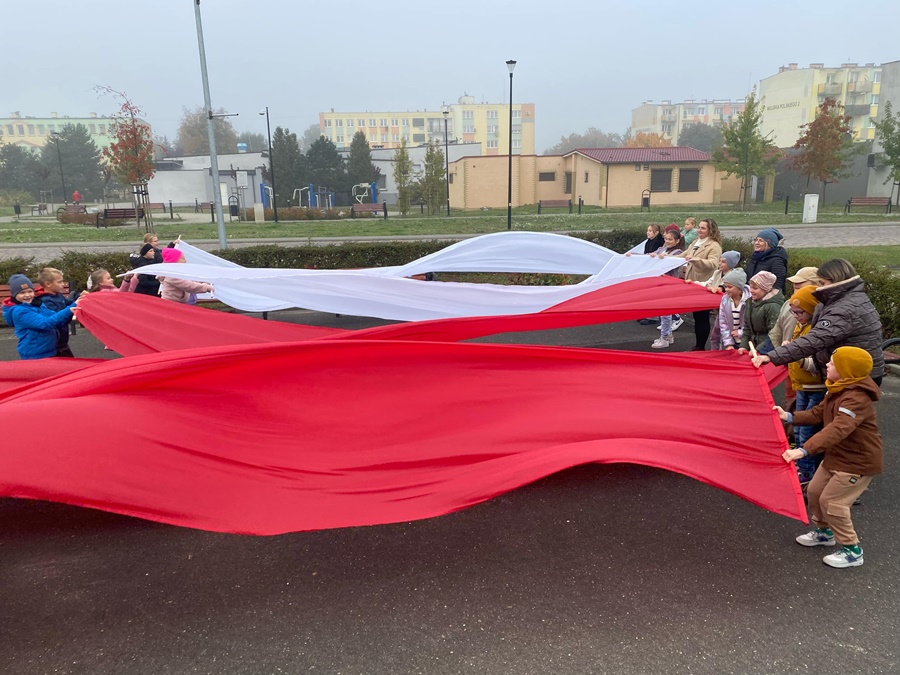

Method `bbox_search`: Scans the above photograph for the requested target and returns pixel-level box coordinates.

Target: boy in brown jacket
[774,346,883,568]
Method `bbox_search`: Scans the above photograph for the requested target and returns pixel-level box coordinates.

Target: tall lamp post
[260,106,278,223]
[506,59,516,230]
[50,132,67,206]
[442,106,450,216]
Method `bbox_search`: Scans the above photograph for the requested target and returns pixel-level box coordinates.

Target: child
[784,286,825,484]
[683,217,698,246]
[690,250,741,349]
[33,267,76,357]
[775,346,883,568]
[2,274,80,360]
[739,271,784,355]
[157,248,214,304]
[649,229,685,349]
[717,268,749,350]
[86,268,119,292]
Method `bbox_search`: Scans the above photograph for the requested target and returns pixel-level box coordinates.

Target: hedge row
[243,207,343,221]
[1,228,896,337]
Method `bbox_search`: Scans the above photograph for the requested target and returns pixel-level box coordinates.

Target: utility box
[802,194,819,224]
[254,203,265,222]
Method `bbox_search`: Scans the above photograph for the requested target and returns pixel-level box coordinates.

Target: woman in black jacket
[642,224,665,254]
[745,228,788,292]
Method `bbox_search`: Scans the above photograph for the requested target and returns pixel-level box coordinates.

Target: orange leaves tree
[97,86,155,186]
[624,131,672,148]
[789,97,864,203]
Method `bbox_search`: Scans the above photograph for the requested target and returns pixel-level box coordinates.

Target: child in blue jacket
[1,274,80,360]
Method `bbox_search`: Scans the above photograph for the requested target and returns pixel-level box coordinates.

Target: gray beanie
[722,268,747,288]
[721,251,740,269]
[8,274,34,301]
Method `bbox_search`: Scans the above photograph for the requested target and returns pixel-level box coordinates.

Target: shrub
[56,211,99,226]
[243,207,345,222]
[0,189,35,207]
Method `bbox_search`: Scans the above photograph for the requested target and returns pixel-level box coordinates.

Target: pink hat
[161,248,184,263]
[749,271,777,292]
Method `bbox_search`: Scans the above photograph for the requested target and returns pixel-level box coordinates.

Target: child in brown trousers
[774,346,883,568]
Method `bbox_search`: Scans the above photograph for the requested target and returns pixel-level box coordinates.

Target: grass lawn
[2,204,899,244]
[794,245,900,268]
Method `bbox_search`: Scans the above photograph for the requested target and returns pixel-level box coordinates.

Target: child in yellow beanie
[774,346,883,568]
[785,285,825,485]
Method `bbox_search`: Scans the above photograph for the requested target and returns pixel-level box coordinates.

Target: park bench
[97,207,145,228]
[148,202,167,212]
[537,199,573,214]
[844,196,892,214]
[30,203,48,216]
[197,201,213,213]
[0,284,9,304]
[350,202,388,219]
[58,205,87,216]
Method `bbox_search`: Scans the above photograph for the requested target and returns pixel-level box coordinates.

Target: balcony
[844,104,872,117]
[817,83,842,96]
[660,113,677,122]
[848,81,873,93]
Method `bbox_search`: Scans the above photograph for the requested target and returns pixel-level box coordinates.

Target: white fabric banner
[128,233,685,321]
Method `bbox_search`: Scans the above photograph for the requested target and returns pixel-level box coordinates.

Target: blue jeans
[659,314,673,337]
[794,389,825,477]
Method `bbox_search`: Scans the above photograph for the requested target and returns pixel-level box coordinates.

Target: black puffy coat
[745,246,789,292]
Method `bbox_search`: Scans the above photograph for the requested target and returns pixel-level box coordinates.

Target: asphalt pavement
[1,309,898,675]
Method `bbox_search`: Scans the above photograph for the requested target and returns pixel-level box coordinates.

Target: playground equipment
[292,184,336,209]
[352,182,379,204]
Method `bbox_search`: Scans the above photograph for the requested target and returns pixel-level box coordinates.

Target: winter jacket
[745,246,789,292]
[32,289,74,353]
[740,291,785,351]
[678,238,723,282]
[643,233,664,254]
[766,276,884,380]
[770,300,797,350]
[157,276,213,304]
[786,321,826,392]
[132,250,163,296]
[793,378,882,475]
[694,268,724,291]
[653,245,684,277]
[718,286,751,348]
[2,298,75,360]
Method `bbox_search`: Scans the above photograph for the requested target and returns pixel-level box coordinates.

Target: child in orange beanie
[774,346,883,568]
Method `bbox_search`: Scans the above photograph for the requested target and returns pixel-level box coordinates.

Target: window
[714,106,724,116]
[392,133,399,142]
[873,71,881,83]
[347,119,354,127]
[463,110,474,120]
[28,125,35,135]
[402,119,409,127]
[413,133,426,143]
[49,124,56,133]
[697,107,706,115]
[381,134,388,142]
[650,168,673,192]
[873,95,880,105]
[324,119,332,127]
[584,171,589,183]
[6,124,13,136]
[369,118,376,127]
[358,119,366,127]
[17,124,24,135]
[538,172,556,182]
[99,125,105,134]
[512,109,521,118]
[412,117,425,127]
[512,139,521,149]
[564,172,573,194]
[486,140,498,148]
[635,164,641,171]
[336,119,343,127]
[336,135,344,144]
[448,174,454,184]
[662,123,672,133]
[684,107,695,116]
[463,125,475,134]
[380,118,388,127]
[678,168,700,192]
[391,118,398,127]
[487,110,498,119]
[89,124,96,134]
[487,125,498,133]
[37,124,45,135]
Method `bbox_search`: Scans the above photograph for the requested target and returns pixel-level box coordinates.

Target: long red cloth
[0,339,805,534]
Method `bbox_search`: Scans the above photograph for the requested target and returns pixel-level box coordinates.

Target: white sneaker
[672,316,685,331]
[651,337,671,349]
[823,546,864,568]
[796,529,836,547]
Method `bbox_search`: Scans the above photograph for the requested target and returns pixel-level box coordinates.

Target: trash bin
[13,202,21,216]
[640,190,651,212]
[229,203,239,217]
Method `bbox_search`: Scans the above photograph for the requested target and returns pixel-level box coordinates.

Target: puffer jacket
[157,276,213,303]
[766,276,884,380]
[740,291,785,351]
[718,286,751,348]
[745,246,789,292]
[2,298,75,359]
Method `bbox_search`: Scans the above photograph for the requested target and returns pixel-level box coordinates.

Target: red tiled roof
[567,147,710,163]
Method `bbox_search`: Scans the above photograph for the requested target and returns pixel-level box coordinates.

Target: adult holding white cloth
[677,217,723,350]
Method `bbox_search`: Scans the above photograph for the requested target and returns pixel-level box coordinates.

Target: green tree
[305,136,347,197]
[40,123,104,201]
[393,138,414,216]
[299,124,323,153]
[712,88,781,208]
[421,141,446,215]
[677,123,723,153]
[872,100,900,199]
[0,143,45,201]
[347,131,378,197]
[271,126,304,207]
[175,106,238,155]
[543,127,624,154]
[237,131,267,152]
[789,98,864,204]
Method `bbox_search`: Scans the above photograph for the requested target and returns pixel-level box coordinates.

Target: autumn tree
[39,123,104,201]
[271,126,304,207]
[393,138,413,216]
[421,141,446,215]
[543,127,624,154]
[677,123,723,153]
[712,88,781,208]
[624,131,672,148]
[175,106,238,155]
[872,100,900,201]
[97,86,156,187]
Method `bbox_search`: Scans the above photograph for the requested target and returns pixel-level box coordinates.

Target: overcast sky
[7,0,899,152]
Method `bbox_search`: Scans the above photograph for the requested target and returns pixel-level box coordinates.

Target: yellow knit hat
[832,346,873,381]
[789,285,820,316]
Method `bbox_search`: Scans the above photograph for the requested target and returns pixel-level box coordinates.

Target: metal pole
[506,60,516,230]
[443,112,450,216]
[52,135,67,206]
[263,106,278,223]
[193,0,227,249]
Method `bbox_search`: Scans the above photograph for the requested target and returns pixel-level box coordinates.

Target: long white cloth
[129,232,685,321]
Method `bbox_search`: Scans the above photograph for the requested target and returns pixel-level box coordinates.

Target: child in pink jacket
[157,248,214,304]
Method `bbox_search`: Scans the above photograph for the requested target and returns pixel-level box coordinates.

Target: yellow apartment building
[759,63,881,147]
[448,147,742,210]
[1,111,119,150]
[319,95,535,155]
[631,99,746,145]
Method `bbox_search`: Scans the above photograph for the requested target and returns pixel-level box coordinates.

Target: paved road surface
[1,311,898,675]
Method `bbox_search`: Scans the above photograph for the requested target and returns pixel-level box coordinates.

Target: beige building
[319,94,535,156]
[759,62,881,147]
[448,147,741,210]
[1,111,119,151]
[631,99,746,145]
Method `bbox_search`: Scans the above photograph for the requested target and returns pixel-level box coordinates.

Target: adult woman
[678,217,723,350]
[745,228,788,292]
[752,259,884,385]
[131,233,163,296]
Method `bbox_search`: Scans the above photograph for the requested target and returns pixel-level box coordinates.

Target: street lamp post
[50,132,67,206]
[506,59,516,230]
[442,106,450,216]
[260,107,278,223]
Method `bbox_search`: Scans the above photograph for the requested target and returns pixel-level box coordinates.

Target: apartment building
[0,112,119,150]
[759,62,881,147]
[319,95,535,156]
[631,99,746,144]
